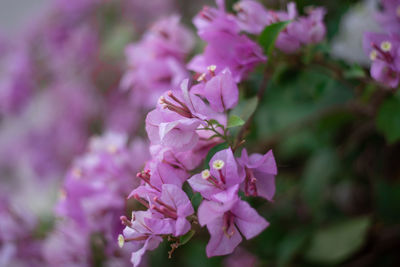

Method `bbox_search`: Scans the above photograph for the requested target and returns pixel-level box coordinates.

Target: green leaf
[179,230,196,246]
[305,216,371,264]
[208,119,223,128]
[344,64,366,79]
[302,148,339,212]
[227,115,245,128]
[190,192,202,210]
[277,231,308,266]
[231,96,259,122]
[376,95,400,144]
[204,142,229,169]
[375,180,400,224]
[258,21,290,56]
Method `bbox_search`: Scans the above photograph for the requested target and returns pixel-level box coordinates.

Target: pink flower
[363,32,400,88]
[131,161,188,195]
[189,0,266,82]
[145,79,218,151]
[152,184,194,236]
[198,199,269,257]
[289,7,326,45]
[188,148,243,201]
[149,133,222,171]
[262,2,326,53]
[233,0,270,34]
[193,0,239,38]
[238,149,277,201]
[123,184,194,246]
[194,67,239,112]
[120,16,193,107]
[188,30,266,82]
[375,0,400,34]
[223,247,259,267]
[121,210,170,267]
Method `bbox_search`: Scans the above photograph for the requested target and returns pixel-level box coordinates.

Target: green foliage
[277,230,308,266]
[302,148,339,212]
[304,217,371,264]
[376,94,400,144]
[258,21,291,56]
[230,96,259,122]
[227,115,245,128]
[180,230,196,246]
[375,180,400,224]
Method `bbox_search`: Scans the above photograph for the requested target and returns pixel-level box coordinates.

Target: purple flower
[193,0,239,38]
[149,134,222,171]
[120,210,169,267]
[145,79,218,151]
[263,2,326,53]
[131,161,188,195]
[233,0,270,34]
[144,15,195,60]
[223,247,259,267]
[375,0,400,34]
[44,220,90,266]
[56,132,147,240]
[194,67,239,112]
[198,199,269,257]
[152,184,194,236]
[120,44,188,107]
[363,32,400,88]
[238,149,277,201]
[120,16,193,107]
[188,29,266,82]
[0,50,34,115]
[289,7,326,45]
[121,183,194,266]
[188,148,243,201]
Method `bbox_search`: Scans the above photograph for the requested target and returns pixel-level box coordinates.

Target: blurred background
[1,0,400,266]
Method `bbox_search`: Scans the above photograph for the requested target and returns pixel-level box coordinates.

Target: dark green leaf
[227,115,245,128]
[179,230,196,246]
[302,148,339,212]
[190,192,202,210]
[278,231,308,266]
[305,216,371,264]
[258,21,290,56]
[375,180,400,224]
[376,95,400,143]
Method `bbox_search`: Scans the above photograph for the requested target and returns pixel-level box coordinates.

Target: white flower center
[118,234,125,248]
[201,169,211,179]
[212,159,225,170]
[381,41,392,52]
[207,65,217,72]
[369,50,377,61]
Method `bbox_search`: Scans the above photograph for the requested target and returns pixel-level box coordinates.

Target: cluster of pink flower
[120,16,195,108]
[0,0,328,265]
[364,0,400,88]
[0,0,174,265]
[45,132,149,265]
[118,1,326,266]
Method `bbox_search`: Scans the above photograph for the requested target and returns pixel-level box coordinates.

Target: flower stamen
[381,41,392,52]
